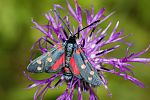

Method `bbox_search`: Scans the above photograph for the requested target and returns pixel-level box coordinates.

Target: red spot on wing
[64,67,70,72]
[76,49,80,54]
[50,54,65,71]
[76,48,83,55]
[70,56,80,75]
[57,43,63,50]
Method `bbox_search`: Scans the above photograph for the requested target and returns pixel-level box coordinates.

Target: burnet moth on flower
[26,0,150,99]
[27,10,102,86]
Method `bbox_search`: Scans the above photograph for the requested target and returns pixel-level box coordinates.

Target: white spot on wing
[90,71,94,75]
[37,66,42,71]
[88,77,92,81]
[47,57,52,62]
[37,60,42,64]
[81,64,86,69]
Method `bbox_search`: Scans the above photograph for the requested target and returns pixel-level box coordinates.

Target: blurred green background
[0,0,150,100]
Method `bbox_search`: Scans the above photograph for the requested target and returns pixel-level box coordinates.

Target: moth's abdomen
[65,43,74,67]
[64,43,74,80]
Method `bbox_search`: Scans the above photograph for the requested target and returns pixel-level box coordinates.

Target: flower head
[26,0,150,100]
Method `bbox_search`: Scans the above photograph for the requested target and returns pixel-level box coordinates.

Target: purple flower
[26,0,150,100]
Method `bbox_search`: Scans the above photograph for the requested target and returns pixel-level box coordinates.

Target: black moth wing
[27,43,66,73]
[73,47,101,86]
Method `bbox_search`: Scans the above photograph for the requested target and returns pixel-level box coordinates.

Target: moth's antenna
[74,20,100,36]
[52,10,73,36]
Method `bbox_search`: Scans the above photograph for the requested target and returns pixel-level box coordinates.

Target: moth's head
[67,35,76,44]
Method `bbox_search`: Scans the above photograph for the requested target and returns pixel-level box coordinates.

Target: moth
[27,11,102,86]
